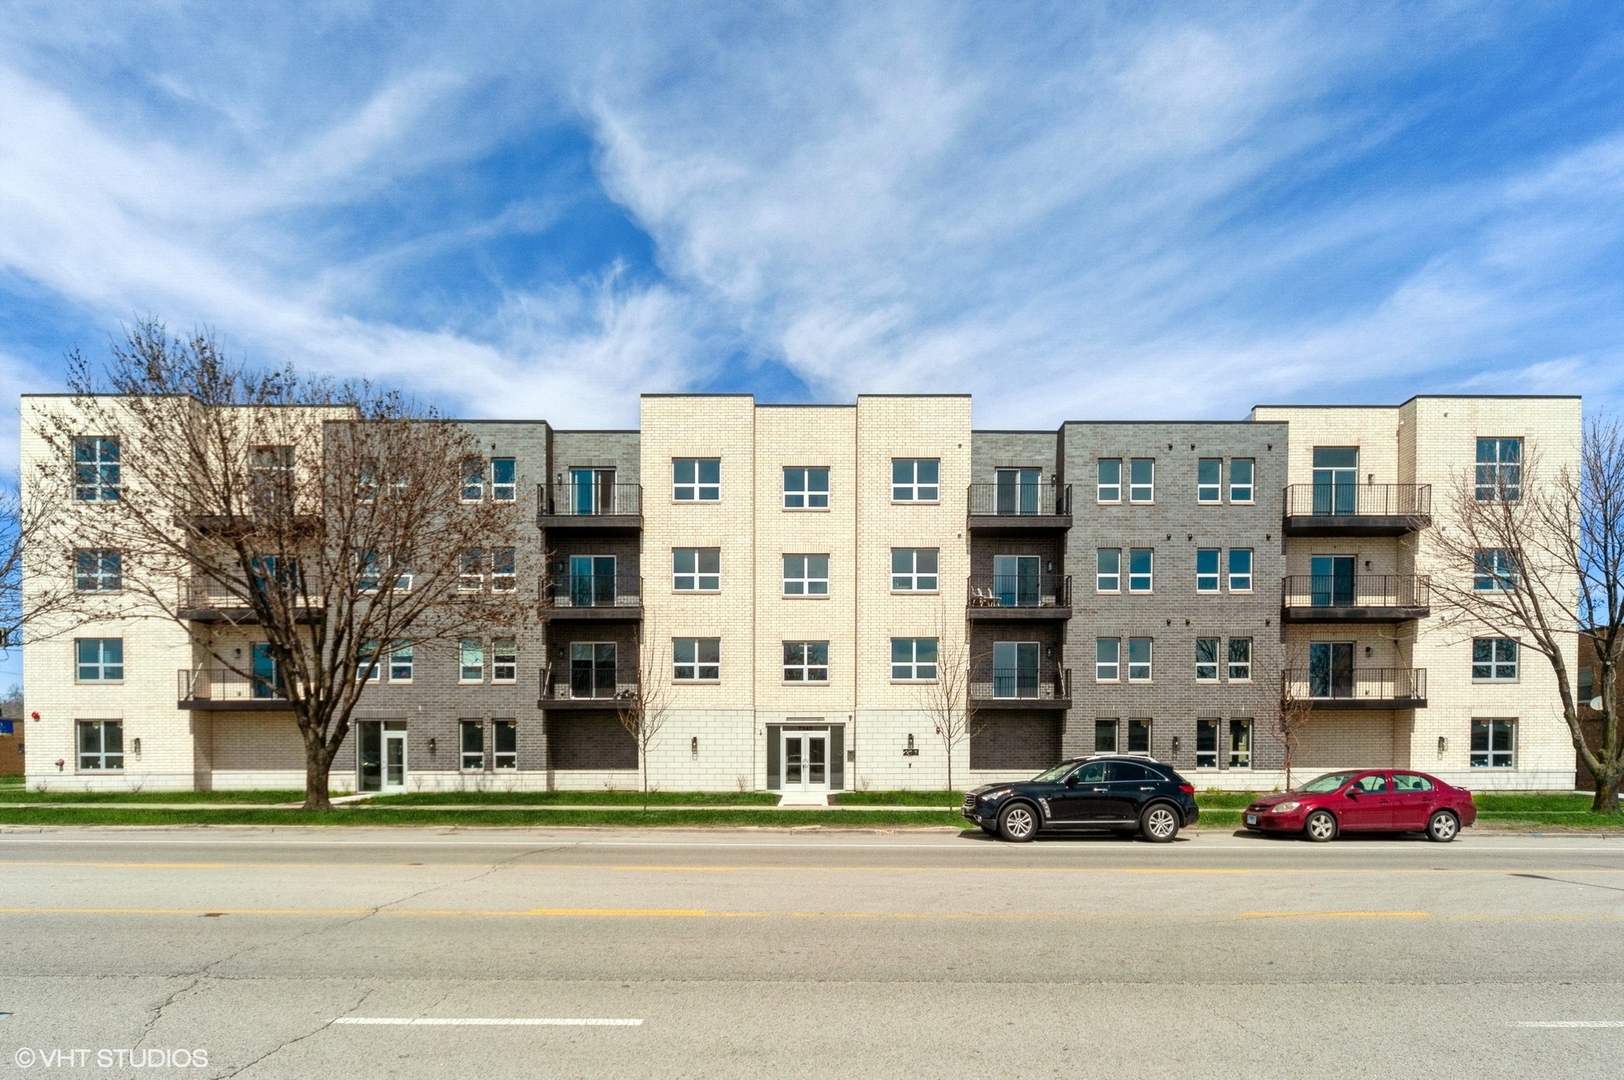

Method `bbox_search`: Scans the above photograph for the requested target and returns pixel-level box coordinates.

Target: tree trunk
[303,737,333,811]
[1591,771,1621,815]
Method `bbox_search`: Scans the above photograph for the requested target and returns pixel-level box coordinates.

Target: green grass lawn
[0,788,306,804]
[0,806,969,828]
[370,790,782,806]
[829,790,964,806]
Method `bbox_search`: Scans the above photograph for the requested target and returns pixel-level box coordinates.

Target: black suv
[962,756,1200,842]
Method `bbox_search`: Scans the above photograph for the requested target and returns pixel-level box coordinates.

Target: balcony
[970,667,1072,710]
[538,482,643,533]
[177,579,324,623]
[965,573,1071,620]
[1282,483,1431,536]
[1280,575,1431,623]
[177,668,291,711]
[966,482,1072,533]
[541,573,644,621]
[1282,668,1429,710]
[538,663,640,710]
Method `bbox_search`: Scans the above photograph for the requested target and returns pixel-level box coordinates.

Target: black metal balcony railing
[538,663,640,703]
[1283,483,1432,518]
[177,667,288,703]
[1282,667,1428,703]
[544,573,644,610]
[971,667,1072,702]
[1280,575,1431,610]
[966,573,1071,609]
[539,482,643,518]
[179,578,324,615]
[966,482,1072,517]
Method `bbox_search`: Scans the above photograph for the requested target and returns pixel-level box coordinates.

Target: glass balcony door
[994,468,1041,515]
[993,641,1040,698]
[569,555,617,607]
[992,555,1041,607]
[570,642,618,698]
[1309,555,1356,607]
[1311,448,1358,515]
[571,468,616,514]
[1308,642,1354,699]
[250,642,283,699]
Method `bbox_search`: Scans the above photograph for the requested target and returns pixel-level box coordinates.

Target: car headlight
[981,788,1012,802]
[1271,802,1300,814]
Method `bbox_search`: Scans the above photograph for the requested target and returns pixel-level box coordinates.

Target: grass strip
[829,791,963,806]
[0,789,307,804]
[0,806,971,828]
[371,790,780,807]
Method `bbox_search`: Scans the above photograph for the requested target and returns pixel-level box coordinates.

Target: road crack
[215,986,374,1079]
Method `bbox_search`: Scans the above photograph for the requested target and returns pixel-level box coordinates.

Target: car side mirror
[1345,789,1359,799]
[1065,774,1079,786]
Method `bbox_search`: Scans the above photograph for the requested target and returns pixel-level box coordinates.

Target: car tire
[1304,810,1338,843]
[997,802,1038,842]
[1140,803,1180,843]
[1426,810,1460,843]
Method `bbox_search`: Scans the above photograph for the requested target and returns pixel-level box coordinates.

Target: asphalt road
[1,825,1622,1079]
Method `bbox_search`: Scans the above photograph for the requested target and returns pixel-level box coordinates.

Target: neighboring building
[1574,633,1621,792]
[20,392,1582,794]
[0,715,21,777]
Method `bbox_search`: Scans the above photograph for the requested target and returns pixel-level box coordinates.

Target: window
[359,551,410,593]
[491,548,516,593]
[1393,773,1434,793]
[494,721,517,770]
[389,642,414,683]
[74,549,122,592]
[1096,548,1120,592]
[1471,718,1516,768]
[251,445,294,503]
[1094,719,1118,753]
[492,638,517,683]
[1127,637,1153,681]
[1195,638,1219,681]
[1579,667,1595,703]
[77,720,123,771]
[1129,458,1155,502]
[73,437,120,501]
[891,459,940,502]
[1227,638,1252,681]
[1229,719,1252,768]
[570,642,618,698]
[1196,549,1219,592]
[1196,719,1219,769]
[891,637,938,681]
[1229,458,1255,503]
[783,641,830,682]
[1097,458,1122,503]
[460,721,485,771]
[783,554,830,596]
[1127,719,1151,754]
[357,640,381,682]
[673,548,721,591]
[1475,438,1522,502]
[1128,548,1153,592]
[673,458,720,501]
[459,639,484,683]
[459,548,484,592]
[1474,549,1517,591]
[1228,548,1253,592]
[891,548,939,592]
[1197,459,1221,503]
[1472,638,1518,681]
[784,467,829,509]
[673,638,721,681]
[460,458,485,501]
[76,638,123,682]
[491,458,516,502]
[1096,638,1120,681]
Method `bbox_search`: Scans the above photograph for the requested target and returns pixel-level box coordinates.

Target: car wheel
[997,802,1038,842]
[1304,810,1338,843]
[1140,803,1180,843]
[1426,810,1460,843]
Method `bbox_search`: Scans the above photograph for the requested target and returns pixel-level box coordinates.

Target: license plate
[1246,814,1258,825]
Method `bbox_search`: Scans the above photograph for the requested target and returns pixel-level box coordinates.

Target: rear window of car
[1108,762,1157,782]
[1393,773,1434,792]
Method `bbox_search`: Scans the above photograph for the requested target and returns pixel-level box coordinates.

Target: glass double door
[992,555,1040,607]
[1312,448,1358,515]
[570,643,618,699]
[995,468,1041,515]
[1309,556,1356,607]
[358,721,407,792]
[571,468,616,515]
[569,555,617,607]
[993,641,1040,698]
[1308,642,1355,699]
[782,731,828,791]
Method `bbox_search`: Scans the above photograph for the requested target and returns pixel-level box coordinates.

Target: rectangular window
[1127,719,1151,754]
[1475,438,1522,502]
[1579,667,1595,703]
[784,467,830,509]
[76,638,123,682]
[1228,638,1252,681]
[1127,637,1152,681]
[1472,638,1518,681]
[783,554,830,596]
[73,437,120,501]
[891,548,939,591]
[490,548,516,593]
[460,458,485,502]
[1094,719,1118,753]
[1196,549,1219,592]
[1096,548,1120,592]
[74,549,122,592]
[459,548,484,592]
[1195,638,1219,682]
[783,641,830,683]
[1229,458,1255,503]
[891,637,938,681]
[891,459,940,502]
[1470,718,1517,768]
[1229,719,1252,769]
[77,720,123,771]
[492,638,517,683]
[1196,719,1219,769]
[389,642,414,683]
[460,720,485,771]
[673,458,721,501]
[357,640,381,682]
[490,458,516,502]
[1197,458,1221,503]
[1096,638,1120,681]
[673,637,721,681]
[459,639,484,683]
[1228,548,1253,592]
[1129,458,1155,502]
[251,445,294,504]
[673,548,721,591]
[1097,458,1122,502]
[1128,548,1153,592]
[494,721,518,769]
[1474,548,1517,591]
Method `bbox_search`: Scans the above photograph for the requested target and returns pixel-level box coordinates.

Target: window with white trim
[1196,638,1219,681]
[891,548,938,591]
[461,458,485,502]
[1228,548,1253,592]
[783,554,830,596]
[459,548,485,592]
[784,467,829,509]
[1196,718,1219,769]
[74,549,122,592]
[1228,638,1252,681]
[459,639,484,683]
[783,641,829,683]
[491,458,516,502]
[494,721,517,769]
[890,637,938,681]
[76,638,123,682]
[73,437,120,501]
[1096,637,1120,681]
[389,642,414,683]
[673,458,720,501]
[1096,548,1120,592]
[1230,458,1255,503]
[1472,638,1518,681]
[491,547,516,592]
[673,637,721,681]
[1474,548,1517,591]
[77,720,123,771]
[673,548,720,591]
[357,640,381,682]
[460,720,485,771]
[492,638,517,684]
[1196,549,1219,592]
[1128,548,1153,592]
[1475,438,1521,502]
[1471,718,1516,768]
[1097,458,1122,503]
[891,459,940,502]
[1229,718,1253,769]
[1127,637,1152,681]
[1197,459,1221,503]
[1129,458,1154,502]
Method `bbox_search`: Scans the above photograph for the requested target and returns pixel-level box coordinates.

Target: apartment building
[21,392,1581,794]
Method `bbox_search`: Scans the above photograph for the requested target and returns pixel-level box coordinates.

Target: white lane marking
[1512,1021,1624,1028]
[334,1018,642,1027]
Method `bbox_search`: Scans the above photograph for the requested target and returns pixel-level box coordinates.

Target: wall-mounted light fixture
[1171,735,1181,754]
[1438,736,1448,754]
[131,738,141,755]
[428,737,437,755]
[1365,646,1373,657]
[907,734,915,749]
[691,736,699,758]
[1365,560,1372,570]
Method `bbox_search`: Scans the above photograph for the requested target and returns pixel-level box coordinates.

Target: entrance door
[358,721,408,792]
[1309,642,1355,699]
[782,731,829,792]
[1049,760,1111,822]
[1310,556,1356,607]
[1312,448,1358,515]
[358,721,382,791]
[992,641,1040,698]
[992,555,1041,607]
[383,724,407,792]
[569,555,617,607]
[570,643,617,699]
[995,468,1041,515]
[250,643,282,699]
[571,468,616,515]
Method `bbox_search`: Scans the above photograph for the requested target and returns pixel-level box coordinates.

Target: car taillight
[1178,783,1195,795]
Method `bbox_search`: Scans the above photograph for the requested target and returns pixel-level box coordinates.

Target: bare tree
[1427,416,1624,813]
[617,623,671,810]
[2,482,84,652]
[1271,680,1315,791]
[917,608,982,795]
[28,321,526,809]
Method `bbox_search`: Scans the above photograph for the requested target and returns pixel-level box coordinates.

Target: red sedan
[1243,770,1477,842]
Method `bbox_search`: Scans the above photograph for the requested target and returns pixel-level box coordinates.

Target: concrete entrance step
[777,791,829,807]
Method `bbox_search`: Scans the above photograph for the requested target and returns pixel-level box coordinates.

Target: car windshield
[1298,772,1358,793]
[1031,761,1080,783]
